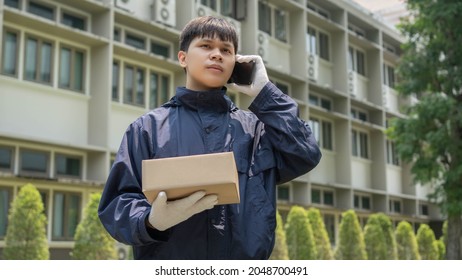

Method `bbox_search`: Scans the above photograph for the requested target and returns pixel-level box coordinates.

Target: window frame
[1,28,20,77]
[258,1,288,43]
[354,193,372,210]
[386,140,400,166]
[123,63,146,107]
[0,145,15,172]
[51,191,81,241]
[306,25,330,61]
[18,148,50,178]
[0,186,13,239]
[58,44,86,93]
[351,129,369,159]
[24,34,54,85]
[54,153,83,179]
[348,46,366,76]
[27,1,56,21]
[309,116,334,151]
[311,187,335,206]
[61,9,87,31]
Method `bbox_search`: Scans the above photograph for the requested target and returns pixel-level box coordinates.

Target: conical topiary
[306,207,333,259]
[395,221,420,260]
[3,183,49,260]
[334,209,367,260]
[285,205,317,259]
[71,192,117,260]
[416,224,439,260]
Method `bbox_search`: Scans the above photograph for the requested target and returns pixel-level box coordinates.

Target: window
[307,2,330,19]
[55,154,81,178]
[0,146,14,171]
[383,64,396,89]
[311,188,335,206]
[151,41,170,58]
[306,26,330,60]
[386,140,400,166]
[5,0,20,9]
[19,149,49,177]
[125,33,145,50]
[389,199,402,214]
[124,64,145,107]
[2,30,19,76]
[61,12,86,30]
[59,46,85,92]
[274,81,289,95]
[309,94,332,111]
[351,108,368,121]
[258,1,288,43]
[420,204,429,216]
[354,194,371,210]
[323,214,335,244]
[112,61,120,101]
[24,36,53,84]
[114,28,121,42]
[277,185,290,201]
[309,117,333,150]
[348,46,366,76]
[352,130,369,159]
[52,192,81,240]
[149,72,170,109]
[348,23,365,38]
[28,1,55,20]
[201,0,217,10]
[0,187,12,238]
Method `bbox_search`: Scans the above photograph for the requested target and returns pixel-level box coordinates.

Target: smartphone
[227,60,256,85]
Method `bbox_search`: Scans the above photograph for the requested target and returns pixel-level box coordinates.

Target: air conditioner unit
[347,70,357,97]
[115,0,133,13]
[196,3,219,18]
[307,52,319,82]
[382,86,389,110]
[257,31,269,63]
[116,243,131,260]
[152,0,176,27]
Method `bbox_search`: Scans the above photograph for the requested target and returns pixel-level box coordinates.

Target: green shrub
[334,209,367,260]
[285,205,316,259]
[306,207,333,260]
[416,224,439,260]
[395,221,420,260]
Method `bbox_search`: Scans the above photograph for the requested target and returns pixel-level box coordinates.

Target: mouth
[206,64,224,72]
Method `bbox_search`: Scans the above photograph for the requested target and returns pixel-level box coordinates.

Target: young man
[98,16,321,259]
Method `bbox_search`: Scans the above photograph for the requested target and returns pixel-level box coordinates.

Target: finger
[182,190,207,205]
[192,194,219,212]
[235,54,258,63]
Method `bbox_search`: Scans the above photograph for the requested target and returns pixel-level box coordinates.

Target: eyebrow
[198,38,234,48]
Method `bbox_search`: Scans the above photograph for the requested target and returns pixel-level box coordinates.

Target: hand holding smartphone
[227,60,256,85]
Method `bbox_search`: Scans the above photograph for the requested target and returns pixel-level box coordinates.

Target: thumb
[153,191,168,206]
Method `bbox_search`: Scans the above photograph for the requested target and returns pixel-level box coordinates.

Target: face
[178,36,235,91]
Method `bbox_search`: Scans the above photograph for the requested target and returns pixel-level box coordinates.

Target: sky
[352,0,406,12]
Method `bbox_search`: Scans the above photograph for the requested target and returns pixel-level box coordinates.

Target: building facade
[0,0,443,259]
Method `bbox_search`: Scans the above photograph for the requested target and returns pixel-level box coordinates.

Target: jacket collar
[164,87,236,113]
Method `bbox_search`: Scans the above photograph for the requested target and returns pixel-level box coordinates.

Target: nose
[210,48,223,61]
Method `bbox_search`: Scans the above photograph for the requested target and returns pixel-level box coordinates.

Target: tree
[334,209,367,260]
[285,205,316,259]
[388,0,462,259]
[364,214,387,260]
[416,224,439,260]
[395,221,420,260]
[306,207,333,260]
[269,210,289,260]
[3,183,49,260]
[72,192,117,260]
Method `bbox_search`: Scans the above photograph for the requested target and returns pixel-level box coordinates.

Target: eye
[222,48,232,54]
[200,44,211,49]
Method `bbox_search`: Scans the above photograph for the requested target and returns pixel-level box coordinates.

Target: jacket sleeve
[98,118,169,245]
[248,82,322,184]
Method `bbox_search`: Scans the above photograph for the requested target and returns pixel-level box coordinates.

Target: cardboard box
[142,152,240,205]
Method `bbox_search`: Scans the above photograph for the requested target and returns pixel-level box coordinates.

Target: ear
[178,51,187,68]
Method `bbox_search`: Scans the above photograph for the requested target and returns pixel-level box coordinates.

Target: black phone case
[228,60,256,85]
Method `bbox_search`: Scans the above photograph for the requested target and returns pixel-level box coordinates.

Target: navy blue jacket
[98,82,321,259]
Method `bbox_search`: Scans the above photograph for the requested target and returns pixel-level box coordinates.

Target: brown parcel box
[142,152,240,205]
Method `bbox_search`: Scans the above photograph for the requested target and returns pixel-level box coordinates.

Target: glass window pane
[320,98,331,111]
[354,195,360,208]
[258,2,271,34]
[357,51,365,75]
[60,48,71,88]
[322,121,333,150]
[5,0,20,9]
[0,189,11,237]
[309,118,320,145]
[52,193,64,237]
[151,42,169,57]
[20,150,48,173]
[124,66,134,104]
[62,13,85,30]
[324,191,334,206]
[2,32,18,75]
[311,189,321,204]
[136,68,145,106]
[360,132,368,158]
[67,194,80,237]
[73,51,84,91]
[0,147,13,170]
[40,42,52,83]
[275,10,287,42]
[28,1,54,20]
[352,130,358,156]
[277,185,290,200]
[125,33,145,50]
[362,196,370,209]
[112,62,120,101]
[25,38,38,80]
[348,47,354,71]
[150,72,158,109]
[306,27,317,54]
[56,154,81,177]
[319,32,329,60]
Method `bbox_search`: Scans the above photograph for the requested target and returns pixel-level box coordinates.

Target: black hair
[179,16,238,53]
